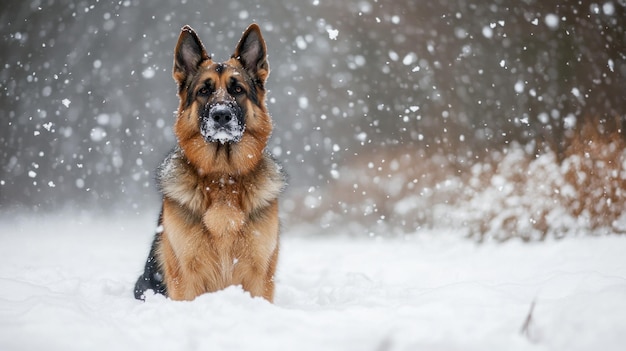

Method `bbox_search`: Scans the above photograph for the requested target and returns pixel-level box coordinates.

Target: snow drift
[1,214,626,351]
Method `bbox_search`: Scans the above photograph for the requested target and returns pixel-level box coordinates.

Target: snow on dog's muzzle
[200,102,244,144]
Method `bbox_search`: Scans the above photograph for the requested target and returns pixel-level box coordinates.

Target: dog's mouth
[199,103,244,144]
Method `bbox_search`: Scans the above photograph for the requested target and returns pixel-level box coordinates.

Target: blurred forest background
[1,0,625,239]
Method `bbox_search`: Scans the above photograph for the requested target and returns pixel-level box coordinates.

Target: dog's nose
[211,108,232,127]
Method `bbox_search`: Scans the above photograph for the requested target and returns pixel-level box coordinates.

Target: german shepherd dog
[134,24,285,302]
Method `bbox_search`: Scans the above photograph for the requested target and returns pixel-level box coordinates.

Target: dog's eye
[198,87,210,96]
[231,85,244,95]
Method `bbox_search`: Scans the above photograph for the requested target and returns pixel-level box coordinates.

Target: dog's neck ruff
[157,146,285,217]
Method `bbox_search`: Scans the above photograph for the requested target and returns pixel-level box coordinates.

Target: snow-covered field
[1,213,625,351]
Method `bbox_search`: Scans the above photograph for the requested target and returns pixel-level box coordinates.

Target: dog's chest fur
[158,147,283,221]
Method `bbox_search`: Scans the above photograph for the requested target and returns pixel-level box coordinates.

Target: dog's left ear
[233,23,269,86]
[173,25,210,89]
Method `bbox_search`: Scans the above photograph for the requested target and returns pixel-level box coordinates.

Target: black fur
[134,210,167,300]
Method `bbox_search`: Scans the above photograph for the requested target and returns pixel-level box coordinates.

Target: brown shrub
[562,117,626,233]
[287,117,626,240]
[460,116,626,241]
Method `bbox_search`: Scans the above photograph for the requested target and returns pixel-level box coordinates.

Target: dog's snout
[201,101,244,144]
[209,104,236,127]
[211,109,232,126]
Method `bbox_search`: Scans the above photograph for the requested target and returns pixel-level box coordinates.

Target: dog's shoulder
[244,153,287,210]
[157,147,205,214]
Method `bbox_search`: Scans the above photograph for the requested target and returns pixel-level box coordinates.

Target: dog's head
[172,24,271,174]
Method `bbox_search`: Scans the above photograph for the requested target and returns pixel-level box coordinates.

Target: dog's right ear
[173,25,210,89]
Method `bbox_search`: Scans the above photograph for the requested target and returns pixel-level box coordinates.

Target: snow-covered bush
[459,146,574,241]
[294,118,626,241]
[460,125,626,241]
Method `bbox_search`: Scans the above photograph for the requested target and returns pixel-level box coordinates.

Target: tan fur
[153,24,284,302]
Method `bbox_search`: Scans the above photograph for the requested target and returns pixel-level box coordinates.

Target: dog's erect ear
[233,23,269,86]
[173,25,210,88]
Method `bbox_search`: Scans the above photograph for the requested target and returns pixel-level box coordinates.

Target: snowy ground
[1,212,625,351]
